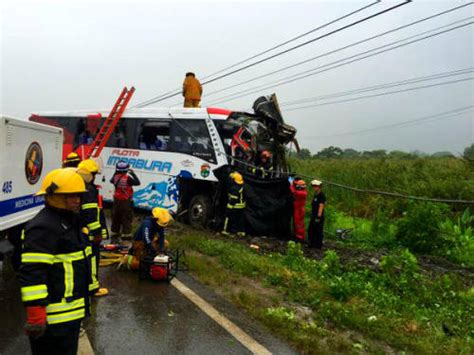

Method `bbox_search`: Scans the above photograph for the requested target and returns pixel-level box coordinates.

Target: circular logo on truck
[25,142,43,185]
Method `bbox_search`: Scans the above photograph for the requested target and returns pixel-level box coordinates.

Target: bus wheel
[188,195,211,228]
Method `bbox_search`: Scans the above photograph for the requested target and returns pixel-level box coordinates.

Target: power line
[283,77,473,111]
[200,1,381,81]
[298,106,474,139]
[133,1,380,108]
[134,1,410,108]
[280,68,473,106]
[202,2,474,103]
[207,19,474,105]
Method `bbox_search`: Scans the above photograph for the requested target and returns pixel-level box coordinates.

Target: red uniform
[290,182,307,241]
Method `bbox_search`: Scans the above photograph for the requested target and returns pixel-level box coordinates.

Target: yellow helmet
[36,168,87,195]
[62,152,81,168]
[77,159,100,174]
[152,207,173,227]
[231,172,244,185]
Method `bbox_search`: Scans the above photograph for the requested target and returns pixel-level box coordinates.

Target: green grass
[169,227,474,354]
[290,157,474,217]
[292,157,474,267]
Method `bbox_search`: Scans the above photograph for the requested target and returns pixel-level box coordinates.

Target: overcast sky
[1,0,473,154]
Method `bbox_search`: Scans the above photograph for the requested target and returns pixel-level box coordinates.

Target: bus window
[169,119,216,163]
[138,121,170,151]
[107,121,127,148]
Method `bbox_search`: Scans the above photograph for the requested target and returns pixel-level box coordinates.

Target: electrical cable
[202,2,474,103]
[280,68,473,106]
[207,19,474,105]
[297,105,474,139]
[133,1,381,108]
[283,77,473,111]
[134,1,410,108]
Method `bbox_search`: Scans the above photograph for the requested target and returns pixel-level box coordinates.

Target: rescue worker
[129,207,172,264]
[76,159,109,297]
[19,168,92,355]
[182,72,203,108]
[222,172,246,237]
[110,161,140,243]
[62,152,81,168]
[252,150,273,178]
[290,178,307,242]
[308,180,326,249]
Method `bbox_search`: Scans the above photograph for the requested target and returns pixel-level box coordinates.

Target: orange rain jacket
[182,76,203,100]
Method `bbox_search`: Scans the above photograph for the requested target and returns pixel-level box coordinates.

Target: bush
[395,202,450,254]
[380,249,420,293]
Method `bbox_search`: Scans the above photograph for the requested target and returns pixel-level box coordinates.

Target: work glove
[24,306,47,339]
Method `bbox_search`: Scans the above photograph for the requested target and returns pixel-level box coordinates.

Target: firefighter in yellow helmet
[128,208,173,268]
[62,152,82,168]
[76,159,109,297]
[182,72,203,108]
[222,172,246,237]
[19,168,92,355]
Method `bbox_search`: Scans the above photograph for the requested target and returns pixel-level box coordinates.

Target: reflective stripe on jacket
[227,184,246,209]
[81,183,101,240]
[19,206,92,325]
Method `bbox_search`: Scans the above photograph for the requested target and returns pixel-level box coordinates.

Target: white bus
[30,96,296,230]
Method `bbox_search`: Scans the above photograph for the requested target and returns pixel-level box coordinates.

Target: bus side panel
[99,147,220,213]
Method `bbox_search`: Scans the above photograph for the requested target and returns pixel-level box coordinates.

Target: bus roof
[32,107,233,120]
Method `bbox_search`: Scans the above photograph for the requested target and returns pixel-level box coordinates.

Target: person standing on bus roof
[182,72,202,108]
[110,161,141,244]
[308,180,326,249]
[222,172,246,237]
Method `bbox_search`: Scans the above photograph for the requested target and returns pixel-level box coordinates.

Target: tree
[315,146,343,159]
[296,148,311,160]
[432,151,454,158]
[388,150,414,159]
[342,148,360,158]
[463,144,474,161]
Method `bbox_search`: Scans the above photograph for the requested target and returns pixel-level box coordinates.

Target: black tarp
[214,166,292,239]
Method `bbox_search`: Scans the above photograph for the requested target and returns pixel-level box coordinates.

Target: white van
[30,97,296,229]
[0,116,63,233]
[0,117,62,264]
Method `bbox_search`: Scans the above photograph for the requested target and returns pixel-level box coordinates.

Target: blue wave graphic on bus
[133,176,179,211]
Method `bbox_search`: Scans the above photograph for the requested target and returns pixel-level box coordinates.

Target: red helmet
[293,179,306,190]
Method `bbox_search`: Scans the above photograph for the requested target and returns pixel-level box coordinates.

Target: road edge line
[171,278,272,355]
[78,331,94,355]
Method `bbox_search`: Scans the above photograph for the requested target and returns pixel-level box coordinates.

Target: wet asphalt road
[0,260,295,355]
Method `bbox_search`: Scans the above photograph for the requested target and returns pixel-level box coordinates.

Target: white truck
[0,116,63,263]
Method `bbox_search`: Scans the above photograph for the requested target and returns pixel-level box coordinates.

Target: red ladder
[87,86,135,159]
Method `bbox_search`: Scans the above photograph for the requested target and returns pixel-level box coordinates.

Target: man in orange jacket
[182,72,203,108]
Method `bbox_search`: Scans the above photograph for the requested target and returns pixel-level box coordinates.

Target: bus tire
[187,195,212,228]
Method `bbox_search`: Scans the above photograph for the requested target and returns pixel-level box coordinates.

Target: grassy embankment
[166,157,473,353]
[169,226,473,354]
[291,157,474,267]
